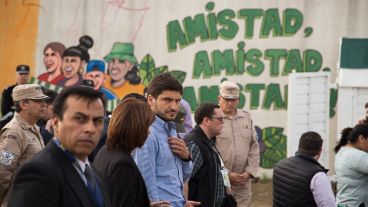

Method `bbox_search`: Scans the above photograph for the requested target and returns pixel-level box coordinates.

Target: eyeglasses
[209,116,224,122]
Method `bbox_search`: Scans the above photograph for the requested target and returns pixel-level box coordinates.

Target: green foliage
[330,88,338,118]
[260,127,286,169]
[168,70,186,84]
[139,54,186,86]
[139,54,156,86]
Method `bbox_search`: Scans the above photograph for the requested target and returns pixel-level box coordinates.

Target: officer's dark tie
[84,164,104,207]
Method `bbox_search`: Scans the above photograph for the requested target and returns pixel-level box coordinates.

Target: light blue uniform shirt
[135,116,192,207]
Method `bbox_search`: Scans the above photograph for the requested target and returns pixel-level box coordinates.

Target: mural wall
[2,0,368,168]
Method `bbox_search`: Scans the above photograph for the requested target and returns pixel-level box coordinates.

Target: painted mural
[2,0,368,169]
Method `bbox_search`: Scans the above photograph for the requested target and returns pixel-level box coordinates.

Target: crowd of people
[0,69,259,207]
[0,63,367,207]
[272,111,368,207]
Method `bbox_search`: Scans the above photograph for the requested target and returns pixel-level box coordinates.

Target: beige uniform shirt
[216,110,260,206]
[216,110,260,177]
[0,113,45,205]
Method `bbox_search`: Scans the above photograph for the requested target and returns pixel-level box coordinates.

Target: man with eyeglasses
[185,102,232,206]
[215,81,260,207]
[0,84,49,206]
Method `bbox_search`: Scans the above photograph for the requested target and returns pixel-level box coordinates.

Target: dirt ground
[251,179,273,207]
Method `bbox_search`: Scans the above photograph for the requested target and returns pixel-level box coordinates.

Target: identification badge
[221,167,231,188]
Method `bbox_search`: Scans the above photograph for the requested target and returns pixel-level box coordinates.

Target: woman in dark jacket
[93,98,169,207]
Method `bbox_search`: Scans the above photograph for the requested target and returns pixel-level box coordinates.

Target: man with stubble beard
[135,73,200,207]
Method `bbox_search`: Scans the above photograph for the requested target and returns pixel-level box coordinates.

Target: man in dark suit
[7,86,110,207]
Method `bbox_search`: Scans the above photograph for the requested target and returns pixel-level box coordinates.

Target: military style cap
[219,81,239,99]
[12,84,49,102]
[16,65,30,74]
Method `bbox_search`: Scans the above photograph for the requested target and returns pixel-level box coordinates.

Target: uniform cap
[12,84,49,102]
[16,65,30,74]
[219,81,239,99]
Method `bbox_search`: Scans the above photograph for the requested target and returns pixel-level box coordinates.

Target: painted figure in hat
[103,42,144,98]
[84,60,117,100]
[0,84,48,206]
[38,42,66,85]
[1,65,30,116]
[58,35,93,87]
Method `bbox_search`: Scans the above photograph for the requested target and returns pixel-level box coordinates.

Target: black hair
[335,124,368,153]
[62,35,93,62]
[194,102,220,125]
[125,65,141,84]
[147,73,182,98]
[41,88,58,105]
[53,86,106,120]
[14,102,21,112]
[298,131,323,156]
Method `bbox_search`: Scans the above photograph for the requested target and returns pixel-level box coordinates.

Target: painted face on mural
[62,56,83,79]
[43,48,62,73]
[85,71,105,90]
[108,58,133,82]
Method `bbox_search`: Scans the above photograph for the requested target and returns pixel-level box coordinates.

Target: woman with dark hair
[58,35,93,87]
[335,124,368,207]
[93,98,170,207]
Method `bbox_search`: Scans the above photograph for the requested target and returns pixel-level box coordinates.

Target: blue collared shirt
[135,116,193,207]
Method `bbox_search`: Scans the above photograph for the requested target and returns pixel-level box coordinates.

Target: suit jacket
[93,146,150,207]
[7,141,111,207]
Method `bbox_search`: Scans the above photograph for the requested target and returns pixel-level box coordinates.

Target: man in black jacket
[185,103,230,207]
[273,131,335,207]
[1,65,30,116]
[8,86,110,207]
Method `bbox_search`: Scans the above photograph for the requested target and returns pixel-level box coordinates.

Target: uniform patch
[0,150,16,166]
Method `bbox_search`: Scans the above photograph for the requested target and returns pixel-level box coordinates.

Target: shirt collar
[153,115,177,137]
[14,112,36,130]
[75,157,90,172]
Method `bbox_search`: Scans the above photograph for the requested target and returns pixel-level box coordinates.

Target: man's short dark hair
[146,73,182,98]
[298,131,323,156]
[53,86,106,120]
[365,102,368,109]
[194,102,220,125]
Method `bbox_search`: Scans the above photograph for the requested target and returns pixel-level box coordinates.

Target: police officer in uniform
[215,81,260,207]
[0,84,48,206]
[1,65,30,116]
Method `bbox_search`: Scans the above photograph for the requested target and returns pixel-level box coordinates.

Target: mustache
[166,109,177,113]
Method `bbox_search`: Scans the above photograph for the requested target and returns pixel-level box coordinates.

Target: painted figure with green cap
[103,42,144,98]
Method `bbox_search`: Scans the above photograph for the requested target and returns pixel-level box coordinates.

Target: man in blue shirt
[135,73,199,207]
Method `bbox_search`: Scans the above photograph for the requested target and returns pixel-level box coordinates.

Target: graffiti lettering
[167,2,304,51]
[183,83,286,111]
[192,44,323,78]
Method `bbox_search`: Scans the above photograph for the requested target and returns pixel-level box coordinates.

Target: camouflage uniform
[0,113,45,206]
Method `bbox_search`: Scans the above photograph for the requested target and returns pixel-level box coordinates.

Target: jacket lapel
[48,142,96,207]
